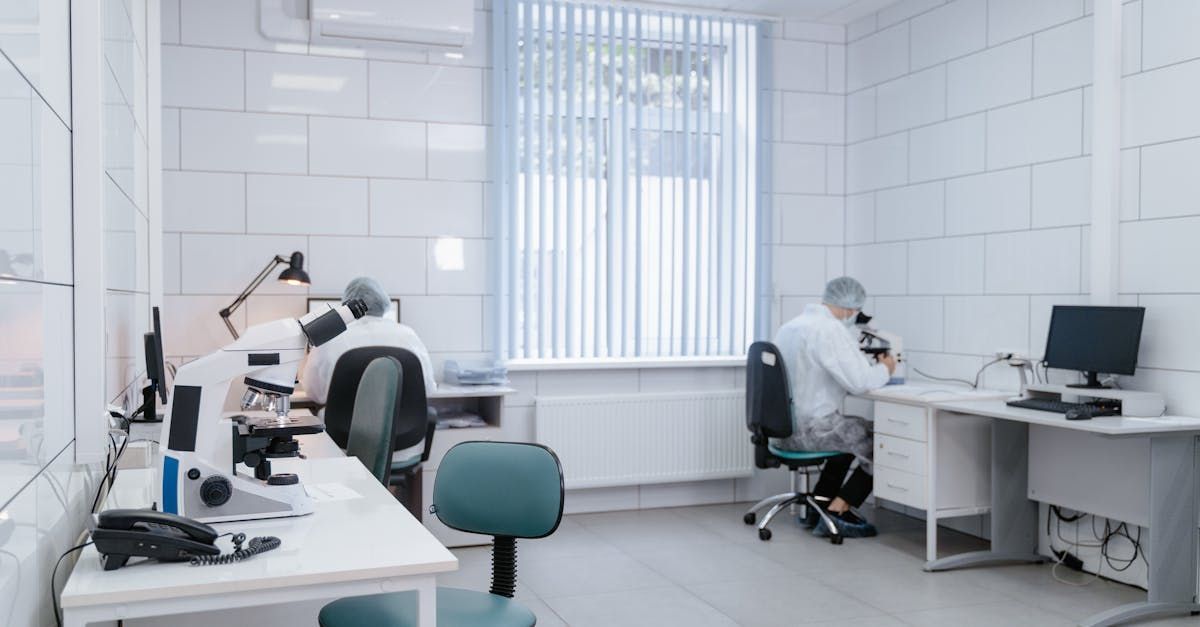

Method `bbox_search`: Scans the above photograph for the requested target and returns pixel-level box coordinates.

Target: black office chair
[743,341,850,543]
[324,346,435,517]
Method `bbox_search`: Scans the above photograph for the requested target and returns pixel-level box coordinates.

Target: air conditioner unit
[308,0,474,50]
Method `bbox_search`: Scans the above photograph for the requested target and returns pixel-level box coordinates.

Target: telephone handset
[92,509,281,570]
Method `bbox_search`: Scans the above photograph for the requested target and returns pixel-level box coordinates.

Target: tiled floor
[442,503,1196,626]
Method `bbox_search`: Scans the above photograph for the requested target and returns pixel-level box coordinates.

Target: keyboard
[1005,398,1090,414]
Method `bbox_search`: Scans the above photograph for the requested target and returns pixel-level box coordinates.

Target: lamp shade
[278,251,310,286]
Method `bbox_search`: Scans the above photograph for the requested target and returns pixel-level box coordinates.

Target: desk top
[935,399,1200,437]
[61,437,457,608]
[860,383,1011,406]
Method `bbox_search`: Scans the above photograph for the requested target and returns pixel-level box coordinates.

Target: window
[492,1,768,360]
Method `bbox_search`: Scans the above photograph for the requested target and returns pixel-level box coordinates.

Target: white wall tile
[427,237,487,295]
[162,46,244,110]
[944,295,1030,355]
[163,293,245,356]
[1120,216,1200,294]
[910,0,987,69]
[878,0,949,29]
[987,0,1084,45]
[781,92,843,144]
[907,349,985,383]
[826,246,845,281]
[772,143,826,194]
[772,39,828,92]
[846,242,908,295]
[777,195,844,245]
[946,38,1032,116]
[428,123,487,181]
[845,192,875,244]
[370,179,484,238]
[162,0,180,44]
[846,133,908,193]
[1139,137,1200,220]
[826,145,845,195]
[945,168,1031,235]
[875,181,945,241]
[180,0,307,53]
[162,107,180,170]
[246,51,368,116]
[846,88,876,143]
[827,44,847,94]
[847,23,909,90]
[908,236,985,294]
[164,233,181,294]
[987,90,1083,169]
[308,236,426,296]
[404,296,483,352]
[309,117,425,178]
[1120,148,1140,220]
[1135,294,1200,371]
[179,234,308,295]
[163,171,245,233]
[1122,1,1142,76]
[985,227,1082,294]
[909,114,986,182]
[872,295,944,352]
[783,20,845,43]
[369,62,483,124]
[876,67,946,135]
[1033,17,1092,97]
[180,110,307,174]
[1032,156,1090,228]
[1141,0,1200,70]
[773,245,827,296]
[847,14,878,41]
[1121,60,1200,147]
[246,174,368,236]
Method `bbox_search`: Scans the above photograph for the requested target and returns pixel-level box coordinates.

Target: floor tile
[632,541,796,585]
[686,576,890,626]
[518,552,672,599]
[544,586,739,627]
[822,565,1018,613]
[894,601,1075,626]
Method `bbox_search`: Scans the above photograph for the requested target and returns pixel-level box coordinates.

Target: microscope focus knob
[200,475,233,507]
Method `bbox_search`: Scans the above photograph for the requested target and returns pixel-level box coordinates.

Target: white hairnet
[822,276,867,310]
[343,276,390,317]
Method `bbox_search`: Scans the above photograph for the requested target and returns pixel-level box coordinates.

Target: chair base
[743,492,841,544]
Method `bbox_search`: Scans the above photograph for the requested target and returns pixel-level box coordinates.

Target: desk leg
[1079,435,1200,627]
[417,576,437,627]
[926,410,938,563]
[925,419,1045,572]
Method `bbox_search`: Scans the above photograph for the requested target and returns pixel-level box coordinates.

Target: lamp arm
[218,255,288,339]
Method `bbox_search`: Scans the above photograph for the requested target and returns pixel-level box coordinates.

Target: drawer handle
[886,418,909,424]
[885,451,910,459]
[886,482,908,492]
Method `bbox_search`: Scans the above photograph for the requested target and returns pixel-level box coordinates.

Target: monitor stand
[1066,371,1109,389]
[129,384,164,423]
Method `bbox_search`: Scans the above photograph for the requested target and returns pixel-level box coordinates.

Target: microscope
[159,300,367,523]
[855,313,906,385]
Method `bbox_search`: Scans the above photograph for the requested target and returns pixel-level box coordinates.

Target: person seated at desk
[300,276,437,407]
[774,276,896,538]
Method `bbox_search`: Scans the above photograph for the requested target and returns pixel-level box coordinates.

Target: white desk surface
[935,398,1200,437]
[860,382,1012,406]
[427,384,515,399]
[61,435,457,609]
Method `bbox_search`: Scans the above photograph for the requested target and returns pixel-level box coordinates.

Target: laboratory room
[4,0,1200,626]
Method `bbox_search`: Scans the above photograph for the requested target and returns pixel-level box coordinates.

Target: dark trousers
[812,454,872,508]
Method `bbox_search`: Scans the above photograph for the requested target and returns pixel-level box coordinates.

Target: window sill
[506,356,746,371]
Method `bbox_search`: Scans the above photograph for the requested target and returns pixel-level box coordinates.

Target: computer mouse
[1065,407,1094,421]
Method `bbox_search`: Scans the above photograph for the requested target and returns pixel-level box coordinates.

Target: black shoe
[812,510,878,538]
[798,498,833,529]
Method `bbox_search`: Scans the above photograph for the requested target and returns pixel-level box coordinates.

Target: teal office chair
[344,357,402,484]
[742,341,849,543]
[318,441,565,627]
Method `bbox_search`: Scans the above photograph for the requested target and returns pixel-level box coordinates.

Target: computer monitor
[135,306,168,421]
[1043,305,1146,389]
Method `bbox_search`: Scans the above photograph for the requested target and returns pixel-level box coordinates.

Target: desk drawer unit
[875,467,925,509]
[875,435,926,476]
[874,401,927,441]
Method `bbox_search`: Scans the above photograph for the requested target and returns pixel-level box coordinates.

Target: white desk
[856,384,1011,563]
[932,399,1200,627]
[59,433,458,627]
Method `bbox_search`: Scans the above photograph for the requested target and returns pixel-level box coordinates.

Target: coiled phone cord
[190,533,282,566]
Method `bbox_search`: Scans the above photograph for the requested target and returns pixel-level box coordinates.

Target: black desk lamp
[218,251,310,339]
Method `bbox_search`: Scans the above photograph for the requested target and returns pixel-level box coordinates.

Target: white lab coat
[772,303,889,463]
[300,315,437,406]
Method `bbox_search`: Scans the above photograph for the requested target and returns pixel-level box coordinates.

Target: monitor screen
[1043,305,1145,377]
[146,306,169,404]
[307,297,400,322]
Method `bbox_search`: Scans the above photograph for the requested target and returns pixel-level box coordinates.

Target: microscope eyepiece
[344,298,368,319]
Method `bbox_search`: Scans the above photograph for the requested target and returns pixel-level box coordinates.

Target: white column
[1089,0,1122,305]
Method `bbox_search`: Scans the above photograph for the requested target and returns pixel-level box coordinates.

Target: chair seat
[767,444,843,463]
[318,587,536,627]
[391,453,422,473]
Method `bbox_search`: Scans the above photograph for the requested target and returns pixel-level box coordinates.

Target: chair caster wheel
[758,528,772,541]
[830,535,844,545]
[743,513,756,525]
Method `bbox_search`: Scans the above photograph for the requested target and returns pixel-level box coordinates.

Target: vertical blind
[492,0,770,360]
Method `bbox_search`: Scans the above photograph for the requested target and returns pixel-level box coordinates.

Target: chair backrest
[432,441,564,539]
[746,341,795,469]
[325,346,429,452]
[344,357,401,484]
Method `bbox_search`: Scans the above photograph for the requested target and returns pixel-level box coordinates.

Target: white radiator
[535,390,752,489]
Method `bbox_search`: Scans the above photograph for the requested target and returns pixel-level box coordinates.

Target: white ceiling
[638,0,900,23]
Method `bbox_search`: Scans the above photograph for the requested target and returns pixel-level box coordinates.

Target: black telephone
[93,509,281,570]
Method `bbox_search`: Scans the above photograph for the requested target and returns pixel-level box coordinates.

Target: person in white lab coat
[300,277,437,406]
[774,276,895,538]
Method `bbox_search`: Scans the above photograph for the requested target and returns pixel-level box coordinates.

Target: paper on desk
[307,483,362,502]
